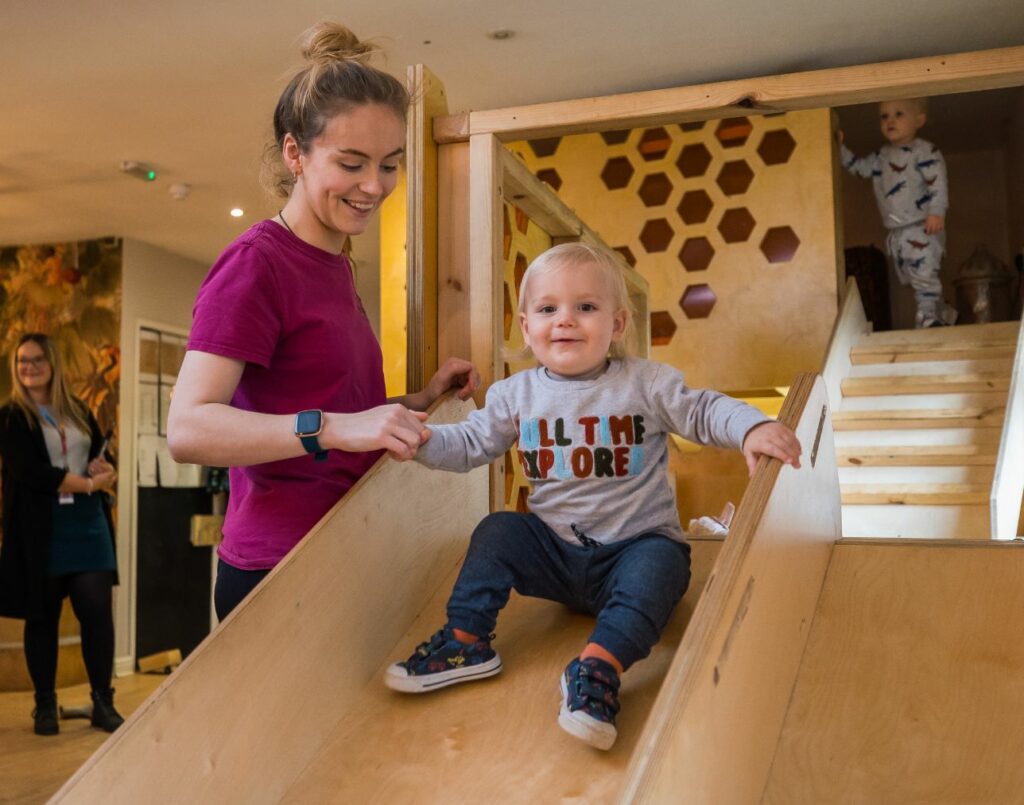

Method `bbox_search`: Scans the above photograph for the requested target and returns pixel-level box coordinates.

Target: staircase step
[847,357,1013,378]
[850,323,1018,364]
[839,391,1005,411]
[841,484,990,505]
[833,408,1004,430]
[837,445,998,467]
[834,427,1002,447]
[841,504,990,539]
[838,466,993,485]
[841,372,1009,397]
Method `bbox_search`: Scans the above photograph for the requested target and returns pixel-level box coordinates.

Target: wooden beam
[437,142,471,364]
[406,65,448,392]
[468,133,505,510]
[434,46,1024,143]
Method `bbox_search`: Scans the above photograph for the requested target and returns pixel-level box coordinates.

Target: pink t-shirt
[188,221,386,569]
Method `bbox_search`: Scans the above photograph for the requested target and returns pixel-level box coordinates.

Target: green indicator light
[146,170,157,181]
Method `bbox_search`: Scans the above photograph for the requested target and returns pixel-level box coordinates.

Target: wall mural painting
[0,238,123,460]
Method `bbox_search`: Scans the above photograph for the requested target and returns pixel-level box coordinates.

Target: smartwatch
[294,409,328,462]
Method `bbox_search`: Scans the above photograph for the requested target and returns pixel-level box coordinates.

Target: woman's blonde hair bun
[301,22,378,66]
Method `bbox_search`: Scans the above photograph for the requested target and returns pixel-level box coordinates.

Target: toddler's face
[879,100,924,147]
[519,261,626,378]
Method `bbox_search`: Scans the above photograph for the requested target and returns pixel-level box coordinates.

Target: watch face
[295,409,323,436]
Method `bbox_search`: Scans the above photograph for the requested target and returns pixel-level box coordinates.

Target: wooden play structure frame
[54,46,1024,803]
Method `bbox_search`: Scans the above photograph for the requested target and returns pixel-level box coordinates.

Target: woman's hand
[423,358,480,406]
[741,422,802,477]
[88,457,114,477]
[90,470,118,492]
[324,404,430,461]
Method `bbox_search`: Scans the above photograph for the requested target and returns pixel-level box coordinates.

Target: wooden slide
[50,373,839,803]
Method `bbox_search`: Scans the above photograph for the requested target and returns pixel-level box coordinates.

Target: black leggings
[214,560,270,621]
[24,571,115,695]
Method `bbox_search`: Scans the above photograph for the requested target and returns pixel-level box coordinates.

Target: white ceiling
[2,0,1023,265]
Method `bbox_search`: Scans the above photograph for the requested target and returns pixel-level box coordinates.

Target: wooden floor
[0,674,164,804]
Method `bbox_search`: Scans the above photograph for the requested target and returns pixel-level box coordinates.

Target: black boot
[33,690,59,736]
[90,688,124,733]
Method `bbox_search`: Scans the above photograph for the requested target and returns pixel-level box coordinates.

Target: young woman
[0,333,123,735]
[167,22,477,619]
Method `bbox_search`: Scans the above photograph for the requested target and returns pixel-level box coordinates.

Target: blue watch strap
[299,434,328,462]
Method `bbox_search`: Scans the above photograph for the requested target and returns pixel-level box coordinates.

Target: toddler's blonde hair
[514,242,636,361]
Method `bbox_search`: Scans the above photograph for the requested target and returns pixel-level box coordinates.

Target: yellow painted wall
[379,168,407,397]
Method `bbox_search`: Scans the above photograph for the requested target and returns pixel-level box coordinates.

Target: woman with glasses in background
[0,333,123,735]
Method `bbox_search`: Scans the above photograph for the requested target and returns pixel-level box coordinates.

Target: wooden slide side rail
[619,373,841,803]
[990,317,1024,539]
[51,395,489,805]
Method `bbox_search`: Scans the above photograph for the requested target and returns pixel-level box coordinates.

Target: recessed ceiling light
[486,29,515,40]
[230,208,244,218]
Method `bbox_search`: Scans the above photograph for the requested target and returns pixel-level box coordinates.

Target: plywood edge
[52,394,488,805]
[990,317,1024,538]
[619,373,841,803]
[821,276,870,411]
[434,47,1024,142]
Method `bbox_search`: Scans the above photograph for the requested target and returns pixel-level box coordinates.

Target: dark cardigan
[0,401,118,620]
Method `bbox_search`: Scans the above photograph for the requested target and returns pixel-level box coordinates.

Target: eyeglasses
[16,356,49,367]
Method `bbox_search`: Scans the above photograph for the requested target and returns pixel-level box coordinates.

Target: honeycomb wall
[510,109,839,390]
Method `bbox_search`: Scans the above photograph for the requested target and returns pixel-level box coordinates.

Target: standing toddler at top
[383,242,802,750]
[841,98,956,328]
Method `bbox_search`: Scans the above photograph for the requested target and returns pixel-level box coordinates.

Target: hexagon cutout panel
[601,156,635,190]
[503,282,514,340]
[650,311,678,346]
[677,189,713,225]
[514,252,528,294]
[676,143,712,178]
[679,121,705,132]
[638,173,673,207]
[718,208,756,243]
[514,206,530,234]
[502,206,512,260]
[680,284,717,319]
[758,129,797,166]
[640,218,674,253]
[760,226,801,263]
[716,160,754,196]
[528,137,561,158]
[715,117,753,148]
[637,127,672,161]
[536,168,562,191]
[679,236,715,272]
[600,129,630,145]
[614,246,637,267]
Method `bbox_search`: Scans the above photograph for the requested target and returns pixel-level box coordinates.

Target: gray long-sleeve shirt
[840,138,948,229]
[416,358,769,545]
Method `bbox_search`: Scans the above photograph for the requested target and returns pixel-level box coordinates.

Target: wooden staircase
[833,321,1018,539]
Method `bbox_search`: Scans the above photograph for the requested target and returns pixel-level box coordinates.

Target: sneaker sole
[384,653,502,693]
[558,676,617,750]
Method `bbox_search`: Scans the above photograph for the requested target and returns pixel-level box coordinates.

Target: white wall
[114,239,208,675]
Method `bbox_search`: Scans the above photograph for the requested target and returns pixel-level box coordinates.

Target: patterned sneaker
[384,626,502,693]
[558,657,621,750]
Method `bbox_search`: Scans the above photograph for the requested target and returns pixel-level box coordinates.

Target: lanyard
[38,407,69,470]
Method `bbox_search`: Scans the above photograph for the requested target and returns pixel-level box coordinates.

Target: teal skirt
[48,494,116,577]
